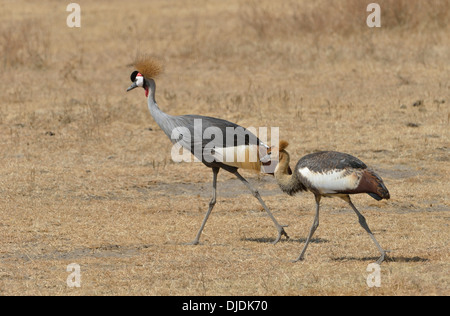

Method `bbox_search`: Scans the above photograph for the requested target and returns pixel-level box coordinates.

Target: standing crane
[126,56,289,245]
[273,141,390,263]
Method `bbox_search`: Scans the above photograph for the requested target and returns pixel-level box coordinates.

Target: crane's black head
[127,71,149,97]
[130,70,139,83]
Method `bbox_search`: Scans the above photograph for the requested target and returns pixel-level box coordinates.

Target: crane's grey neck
[145,78,158,111]
[145,78,173,138]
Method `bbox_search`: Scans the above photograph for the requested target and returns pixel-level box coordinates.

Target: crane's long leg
[232,170,289,244]
[342,195,386,264]
[189,167,220,245]
[294,194,321,262]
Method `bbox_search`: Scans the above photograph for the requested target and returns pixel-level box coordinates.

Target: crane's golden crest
[279,140,289,151]
[133,55,164,79]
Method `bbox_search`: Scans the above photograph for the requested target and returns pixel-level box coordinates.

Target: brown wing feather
[346,169,390,200]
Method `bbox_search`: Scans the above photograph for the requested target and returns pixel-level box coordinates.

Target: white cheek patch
[136,75,144,87]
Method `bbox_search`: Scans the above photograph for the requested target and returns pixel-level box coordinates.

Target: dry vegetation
[0,0,449,296]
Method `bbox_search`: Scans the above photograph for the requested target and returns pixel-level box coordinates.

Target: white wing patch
[210,145,258,164]
[205,144,261,171]
[298,167,360,194]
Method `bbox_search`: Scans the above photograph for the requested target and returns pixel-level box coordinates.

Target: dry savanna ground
[0,0,449,296]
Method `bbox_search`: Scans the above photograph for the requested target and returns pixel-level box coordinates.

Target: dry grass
[240,0,449,37]
[1,19,51,69]
[0,0,449,296]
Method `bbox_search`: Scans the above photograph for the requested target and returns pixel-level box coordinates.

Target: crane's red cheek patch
[145,87,149,97]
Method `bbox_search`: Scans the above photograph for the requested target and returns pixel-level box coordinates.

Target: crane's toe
[292,256,305,263]
[375,251,390,264]
[185,240,201,246]
[272,225,289,244]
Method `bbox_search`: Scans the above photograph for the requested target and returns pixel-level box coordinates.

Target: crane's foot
[292,256,305,263]
[185,240,200,246]
[272,225,289,244]
[375,253,385,265]
[375,249,391,264]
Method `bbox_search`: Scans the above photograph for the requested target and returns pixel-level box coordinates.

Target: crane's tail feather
[367,192,383,201]
[363,169,390,200]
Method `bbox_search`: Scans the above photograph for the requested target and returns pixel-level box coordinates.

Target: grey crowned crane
[273,141,390,263]
[126,56,288,245]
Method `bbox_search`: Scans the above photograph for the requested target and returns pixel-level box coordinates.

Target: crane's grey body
[147,80,264,170]
[148,80,268,172]
[130,77,288,244]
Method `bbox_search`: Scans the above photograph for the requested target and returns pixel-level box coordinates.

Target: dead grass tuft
[0,19,51,69]
[239,0,450,38]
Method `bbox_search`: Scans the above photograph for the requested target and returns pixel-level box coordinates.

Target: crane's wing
[295,151,389,200]
[297,151,367,173]
[294,151,367,194]
[167,114,271,172]
[295,151,367,194]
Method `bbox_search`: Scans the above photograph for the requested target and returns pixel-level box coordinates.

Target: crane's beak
[127,82,138,92]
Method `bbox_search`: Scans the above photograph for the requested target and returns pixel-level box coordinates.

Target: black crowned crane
[273,141,390,263]
[126,56,288,245]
